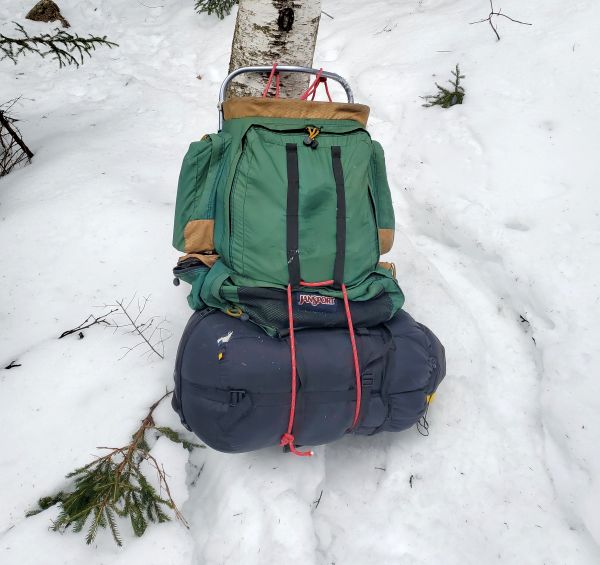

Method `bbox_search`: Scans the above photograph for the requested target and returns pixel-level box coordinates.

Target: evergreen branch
[25,390,201,546]
[154,426,204,452]
[0,23,117,68]
[25,492,67,517]
[194,0,238,20]
[421,64,465,108]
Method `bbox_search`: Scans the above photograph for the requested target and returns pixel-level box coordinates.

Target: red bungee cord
[281,281,362,457]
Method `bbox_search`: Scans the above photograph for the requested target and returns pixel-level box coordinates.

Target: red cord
[280,284,313,457]
[262,63,279,98]
[341,284,361,428]
[300,280,334,287]
[300,68,332,101]
[322,79,333,102]
[281,281,361,454]
[300,69,321,100]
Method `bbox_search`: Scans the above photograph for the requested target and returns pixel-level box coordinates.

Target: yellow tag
[426,393,436,404]
[218,352,223,361]
[307,126,320,140]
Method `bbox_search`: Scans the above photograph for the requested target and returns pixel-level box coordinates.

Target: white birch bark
[227,0,321,99]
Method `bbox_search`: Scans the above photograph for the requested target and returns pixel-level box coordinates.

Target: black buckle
[229,389,246,406]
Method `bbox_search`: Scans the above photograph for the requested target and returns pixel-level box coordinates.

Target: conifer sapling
[422,64,465,109]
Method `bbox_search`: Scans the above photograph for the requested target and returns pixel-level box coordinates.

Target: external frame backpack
[172,66,404,337]
[171,66,447,456]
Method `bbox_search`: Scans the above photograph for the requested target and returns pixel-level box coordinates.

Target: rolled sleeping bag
[172,308,446,453]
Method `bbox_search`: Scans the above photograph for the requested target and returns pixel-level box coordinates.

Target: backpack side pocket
[173,132,231,254]
[173,255,218,310]
[369,140,395,255]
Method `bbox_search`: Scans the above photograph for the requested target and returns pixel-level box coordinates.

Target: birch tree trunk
[227,0,321,99]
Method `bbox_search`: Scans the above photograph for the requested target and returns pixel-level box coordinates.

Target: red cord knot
[279,433,313,457]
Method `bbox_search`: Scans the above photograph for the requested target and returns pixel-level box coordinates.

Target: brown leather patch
[378,261,397,279]
[179,253,219,268]
[183,219,214,253]
[223,97,370,127]
[379,228,394,254]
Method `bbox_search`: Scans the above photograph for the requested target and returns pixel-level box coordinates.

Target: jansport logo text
[298,294,336,306]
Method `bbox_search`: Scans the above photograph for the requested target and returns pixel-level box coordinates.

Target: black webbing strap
[286,143,301,287]
[331,146,346,288]
[192,385,359,406]
[357,374,374,427]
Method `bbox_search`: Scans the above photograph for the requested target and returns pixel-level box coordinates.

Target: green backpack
[173,72,404,336]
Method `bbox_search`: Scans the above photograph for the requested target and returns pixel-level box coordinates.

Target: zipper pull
[303,126,320,149]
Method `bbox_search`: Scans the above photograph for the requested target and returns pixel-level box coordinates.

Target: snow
[1,0,599,563]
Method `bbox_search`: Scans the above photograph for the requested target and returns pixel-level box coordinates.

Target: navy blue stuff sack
[172,308,446,455]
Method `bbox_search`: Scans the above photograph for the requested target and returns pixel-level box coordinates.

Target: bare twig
[107,295,171,360]
[190,463,205,487]
[312,489,324,510]
[1,98,34,177]
[470,0,532,41]
[59,309,116,338]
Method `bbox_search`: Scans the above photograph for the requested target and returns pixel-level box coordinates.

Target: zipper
[251,124,366,138]
[228,141,248,267]
[367,186,380,260]
[207,134,228,219]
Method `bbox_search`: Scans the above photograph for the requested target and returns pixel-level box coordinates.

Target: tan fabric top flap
[223,97,370,126]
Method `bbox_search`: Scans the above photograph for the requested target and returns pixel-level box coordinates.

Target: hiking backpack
[172,66,404,336]
[171,67,446,456]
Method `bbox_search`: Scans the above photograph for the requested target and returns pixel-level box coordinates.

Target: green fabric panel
[369,140,395,230]
[199,259,233,310]
[172,133,231,252]
[225,125,378,285]
[299,133,377,283]
[185,266,209,310]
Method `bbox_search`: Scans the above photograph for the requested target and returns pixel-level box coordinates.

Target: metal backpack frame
[218,65,355,129]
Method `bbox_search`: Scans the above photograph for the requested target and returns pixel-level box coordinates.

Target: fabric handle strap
[331,146,346,288]
[286,143,301,287]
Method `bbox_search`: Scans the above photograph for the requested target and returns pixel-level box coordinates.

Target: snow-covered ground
[1,0,599,563]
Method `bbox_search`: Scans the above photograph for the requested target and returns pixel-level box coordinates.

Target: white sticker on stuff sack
[217,331,233,345]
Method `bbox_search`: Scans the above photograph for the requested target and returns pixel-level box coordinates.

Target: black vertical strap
[286,143,301,287]
[331,146,346,288]
[357,375,374,428]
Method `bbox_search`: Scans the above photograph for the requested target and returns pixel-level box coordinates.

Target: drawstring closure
[281,282,362,457]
